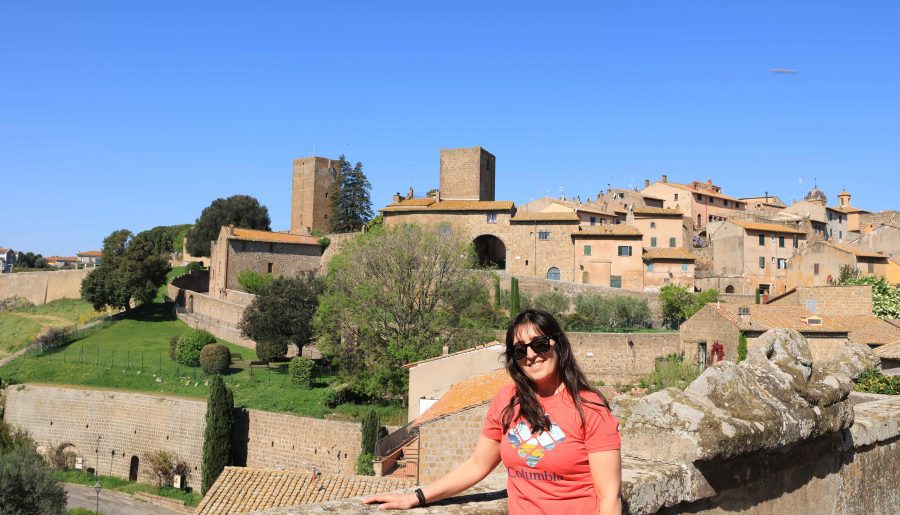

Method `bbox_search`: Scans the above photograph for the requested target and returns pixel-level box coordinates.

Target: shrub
[737,334,748,362]
[357,409,381,476]
[356,452,374,475]
[0,445,67,514]
[0,420,33,453]
[638,353,701,393]
[176,330,217,367]
[142,450,190,488]
[562,312,593,332]
[168,336,179,361]
[33,327,70,350]
[532,290,569,317]
[255,339,288,363]
[237,270,273,294]
[854,369,900,395]
[47,443,78,470]
[288,356,315,388]
[324,383,354,408]
[0,295,32,312]
[200,344,231,375]
[185,261,204,273]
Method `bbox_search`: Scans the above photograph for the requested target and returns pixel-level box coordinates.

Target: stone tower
[837,190,851,208]
[439,147,496,201]
[290,157,339,235]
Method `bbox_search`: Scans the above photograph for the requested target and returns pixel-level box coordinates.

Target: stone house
[697,219,807,296]
[848,223,900,262]
[0,248,15,272]
[601,186,665,209]
[642,248,696,290]
[640,175,747,231]
[76,250,101,267]
[627,206,688,250]
[572,225,645,289]
[44,256,78,268]
[739,193,786,213]
[208,226,322,300]
[785,241,889,289]
[781,187,851,242]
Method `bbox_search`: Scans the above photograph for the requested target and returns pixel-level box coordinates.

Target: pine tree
[361,409,380,456]
[330,155,373,233]
[510,277,521,315]
[201,375,234,494]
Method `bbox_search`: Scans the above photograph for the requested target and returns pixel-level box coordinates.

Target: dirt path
[8,311,72,327]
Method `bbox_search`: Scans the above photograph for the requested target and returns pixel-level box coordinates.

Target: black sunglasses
[510,335,556,361]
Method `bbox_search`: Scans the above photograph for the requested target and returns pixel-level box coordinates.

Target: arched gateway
[473,235,506,269]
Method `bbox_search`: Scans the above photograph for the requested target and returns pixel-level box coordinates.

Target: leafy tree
[660,285,718,329]
[330,155,373,233]
[201,375,233,495]
[186,195,271,257]
[80,229,170,311]
[532,290,569,318]
[314,224,495,398]
[237,270,274,294]
[239,272,324,357]
[838,275,900,319]
[13,251,49,270]
[136,224,193,256]
[0,443,67,514]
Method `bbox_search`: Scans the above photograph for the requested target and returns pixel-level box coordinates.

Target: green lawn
[55,469,201,507]
[0,299,107,359]
[154,266,188,303]
[0,301,404,424]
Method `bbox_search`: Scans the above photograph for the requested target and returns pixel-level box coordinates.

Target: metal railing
[375,421,419,459]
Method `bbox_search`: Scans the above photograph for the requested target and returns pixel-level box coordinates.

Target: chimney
[707,179,713,189]
[434,189,441,201]
[392,192,401,203]
[644,179,650,188]
[607,183,611,194]
[662,174,668,183]
[407,187,414,199]
[765,191,769,203]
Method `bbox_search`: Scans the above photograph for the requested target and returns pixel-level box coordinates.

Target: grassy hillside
[0,299,105,358]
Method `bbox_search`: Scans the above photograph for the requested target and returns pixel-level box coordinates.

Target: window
[759,256,765,269]
[617,245,632,257]
[777,258,787,269]
[669,237,676,247]
[868,262,875,273]
[538,231,550,240]
[793,236,799,248]
[590,216,596,226]
[724,200,729,206]
[697,194,703,201]
[674,193,679,201]
[610,275,622,288]
[779,236,785,248]
[681,263,688,272]
[828,212,832,221]
[839,231,842,240]
[814,263,820,276]
[546,267,561,281]
[267,263,273,274]
[647,263,654,271]
[486,213,497,224]
[583,245,592,256]
[759,234,765,246]
[650,222,656,229]
[650,237,657,247]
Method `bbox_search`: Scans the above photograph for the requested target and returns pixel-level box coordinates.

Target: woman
[363,309,622,514]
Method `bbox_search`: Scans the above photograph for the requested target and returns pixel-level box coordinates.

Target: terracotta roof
[572,225,643,237]
[195,467,415,514]
[510,211,580,222]
[45,256,78,263]
[642,248,696,261]
[413,368,512,427]
[228,228,321,246]
[834,206,869,214]
[828,316,900,346]
[826,241,887,259]
[77,251,101,257]
[710,304,847,333]
[873,342,900,359]
[382,200,515,212]
[656,182,746,203]
[632,207,683,216]
[0,248,9,253]
[575,204,616,216]
[729,220,807,235]
[402,342,503,369]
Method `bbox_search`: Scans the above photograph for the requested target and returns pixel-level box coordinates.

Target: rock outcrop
[614,329,871,463]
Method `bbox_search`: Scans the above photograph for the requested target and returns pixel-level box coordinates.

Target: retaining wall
[0,268,90,305]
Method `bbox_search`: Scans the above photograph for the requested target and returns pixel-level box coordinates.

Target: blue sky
[2,1,898,255]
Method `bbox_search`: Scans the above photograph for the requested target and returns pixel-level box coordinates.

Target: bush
[854,369,900,395]
[255,339,288,363]
[199,344,231,375]
[168,336,179,361]
[737,334,748,362]
[237,270,273,295]
[47,443,78,470]
[288,356,315,388]
[176,330,217,367]
[142,450,190,488]
[324,383,354,408]
[561,312,593,332]
[660,285,718,329]
[360,409,381,457]
[638,353,701,393]
[33,327,70,350]
[0,445,67,514]
[0,420,33,453]
[185,261,204,273]
[532,290,569,317]
[356,452,374,475]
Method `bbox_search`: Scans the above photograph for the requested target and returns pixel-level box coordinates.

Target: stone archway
[473,235,506,270]
[129,456,140,481]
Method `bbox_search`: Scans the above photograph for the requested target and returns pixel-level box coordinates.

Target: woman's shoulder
[493,382,517,402]
[574,388,610,412]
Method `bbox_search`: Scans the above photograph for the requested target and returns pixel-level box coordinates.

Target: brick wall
[0,268,90,305]
[678,305,742,364]
[418,403,496,483]
[768,285,873,317]
[439,147,495,201]
[3,384,363,488]
[167,284,254,348]
[225,240,320,292]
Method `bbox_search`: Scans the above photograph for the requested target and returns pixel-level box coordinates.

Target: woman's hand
[361,492,420,510]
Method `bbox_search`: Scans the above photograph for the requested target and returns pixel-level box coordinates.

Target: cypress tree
[510,277,521,315]
[360,409,380,456]
[201,375,233,494]
[493,276,502,310]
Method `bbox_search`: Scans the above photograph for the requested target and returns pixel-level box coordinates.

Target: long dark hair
[501,309,608,434]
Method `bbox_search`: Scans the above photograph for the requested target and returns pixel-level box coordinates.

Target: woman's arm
[589,449,622,515]
[362,435,501,510]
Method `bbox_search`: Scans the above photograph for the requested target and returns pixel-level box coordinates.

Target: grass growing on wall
[54,469,202,507]
[0,301,404,423]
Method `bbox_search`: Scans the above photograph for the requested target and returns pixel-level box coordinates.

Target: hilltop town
[0,147,899,514]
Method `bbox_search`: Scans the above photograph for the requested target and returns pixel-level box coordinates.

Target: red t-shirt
[482,384,620,514]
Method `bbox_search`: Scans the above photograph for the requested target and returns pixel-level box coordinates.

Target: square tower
[439,147,496,201]
[290,157,339,235]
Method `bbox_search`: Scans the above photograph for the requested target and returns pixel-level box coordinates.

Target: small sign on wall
[75,456,83,470]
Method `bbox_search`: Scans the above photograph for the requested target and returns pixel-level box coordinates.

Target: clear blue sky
[2,1,898,255]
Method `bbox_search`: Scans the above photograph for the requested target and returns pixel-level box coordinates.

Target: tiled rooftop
[76,250,102,257]
[632,207,683,216]
[194,467,415,514]
[826,241,888,259]
[573,225,643,237]
[829,316,900,346]
[229,228,322,246]
[729,220,807,235]
[660,182,746,203]
[642,248,696,261]
[873,342,900,360]
[712,304,848,333]
[45,256,78,262]
[413,368,511,427]
[510,211,580,222]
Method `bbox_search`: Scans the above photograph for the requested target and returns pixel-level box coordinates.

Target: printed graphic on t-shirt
[506,418,566,467]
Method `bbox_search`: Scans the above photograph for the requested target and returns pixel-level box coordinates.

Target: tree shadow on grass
[123,302,177,323]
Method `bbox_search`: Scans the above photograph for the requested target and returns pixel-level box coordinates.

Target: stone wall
[678,305,743,364]
[767,285,873,317]
[439,147,495,201]
[3,384,363,488]
[0,268,90,305]
[417,403,495,483]
[167,283,255,348]
[224,240,321,292]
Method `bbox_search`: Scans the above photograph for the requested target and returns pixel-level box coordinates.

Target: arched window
[725,285,735,294]
[546,267,561,281]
